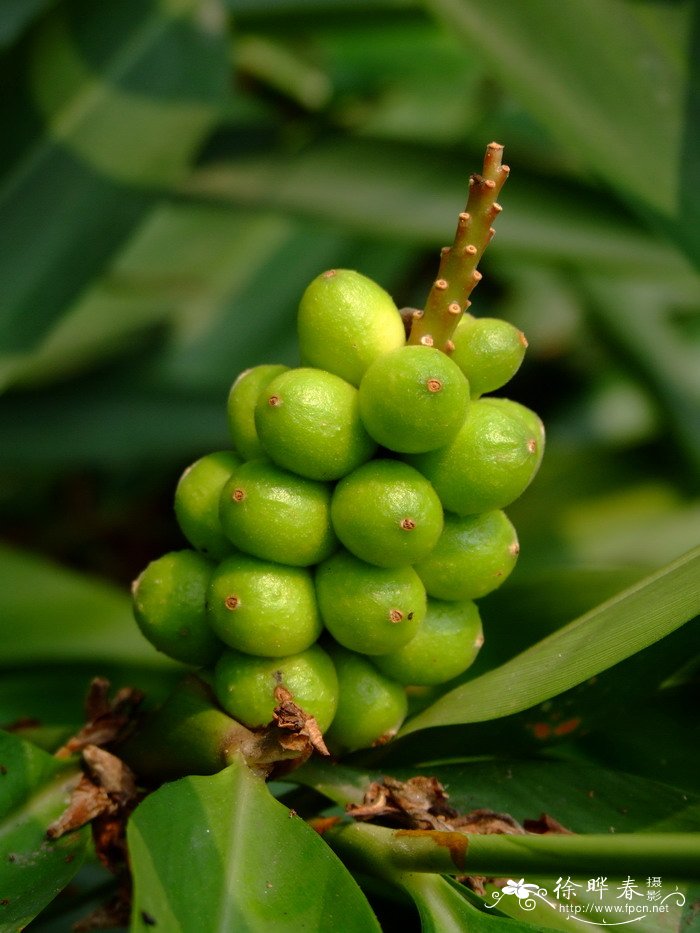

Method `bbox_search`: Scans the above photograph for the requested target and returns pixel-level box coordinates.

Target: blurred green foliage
[0,0,697,682]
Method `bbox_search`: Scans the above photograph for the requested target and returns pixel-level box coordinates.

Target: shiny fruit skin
[298,269,405,386]
[255,368,376,481]
[315,549,426,655]
[227,364,288,460]
[213,644,338,731]
[373,598,483,685]
[174,451,241,561]
[208,554,322,657]
[325,646,407,753]
[219,459,337,567]
[132,550,222,666]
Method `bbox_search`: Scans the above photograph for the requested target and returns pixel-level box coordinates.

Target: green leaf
[0,731,87,931]
[403,873,540,933]
[0,543,172,667]
[400,546,700,735]
[128,755,381,931]
[0,0,228,357]
[425,0,698,263]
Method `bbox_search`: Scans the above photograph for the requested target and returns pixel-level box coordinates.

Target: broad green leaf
[0,543,172,667]
[400,546,700,735]
[0,731,87,931]
[0,0,228,356]
[128,755,381,932]
[425,0,698,262]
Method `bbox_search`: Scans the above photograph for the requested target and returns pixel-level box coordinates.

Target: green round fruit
[359,346,470,453]
[174,451,241,560]
[315,550,426,655]
[408,397,544,515]
[208,554,322,657]
[219,460,337,567]
[255,367,376,481]
[373,598,483,685]
[213,644,338,730]
[414,510,519,600]
[227,364,289,460]
[298,269,405,386]
[451,315,527,398]
[132,550,222,666]
[325,647,407,753]
[331,460,443,568]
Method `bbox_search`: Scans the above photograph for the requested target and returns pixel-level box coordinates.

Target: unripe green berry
[298,269,405,386]
[174,451,241,560]
[451,315,528,398]
[373,598,483,685]
[132,550,222,666]
[255,367,376,481]
[208,554,322,657]
[219,460,337,567]
[315,549,426,655]
[331,459,443,568]
[359,346,470,453]
[408,397,544,515]
[414,510,519,601]
[227,364,289,460]
[325,646,407,753]
[213,644,338,731]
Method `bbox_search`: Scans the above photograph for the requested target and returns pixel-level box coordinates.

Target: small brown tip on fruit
[268,395,281,407]
[509,542,521,556]
[232,488,245,502]
[435,279,448,291]
[224,595,240,611]
[527,438,537,454]
[426,378,442,393]
[400,518,416,531]
[389,609,404,624]
[322,269,337,278]
[464,244,478,256]
[448,302,461,315]
[445,339,455,353]
[519,331,529,348]
[420,335,434,347]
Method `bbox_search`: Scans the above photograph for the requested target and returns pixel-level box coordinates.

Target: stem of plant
[325,821,700,882]
[408,142,509,353]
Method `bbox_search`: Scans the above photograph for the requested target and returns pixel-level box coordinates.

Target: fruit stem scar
[389,609,404,623]
[224,595,240,611]
[232,488,245,502]
[426,378,442,393]
[527,438,537,453]
[400,518,416,531]
[268,395,281,407]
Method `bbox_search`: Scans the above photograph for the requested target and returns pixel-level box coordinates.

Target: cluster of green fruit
[132,269,543,753]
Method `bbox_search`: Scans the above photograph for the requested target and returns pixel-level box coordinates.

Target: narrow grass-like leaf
[128,755,381,932]
[0,731,87,931]
[397,546,700,733]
